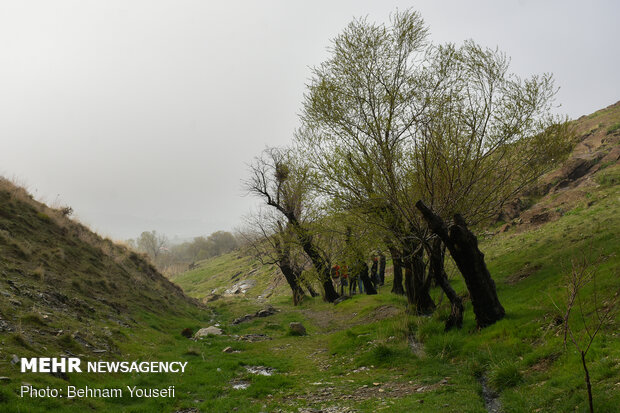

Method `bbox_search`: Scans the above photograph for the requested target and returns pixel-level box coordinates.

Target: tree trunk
[582,351,594,413]
[402,244,435,315]
[416,201,505,328]
[388,246,405,295]
[274,234,306,305]
[288,216,339,302]
[304,282,319,297]
[280,265,306,305]
[429,238,463,330]
[370,259,379,288]
[379,253,386,285]
[357,261,377,295]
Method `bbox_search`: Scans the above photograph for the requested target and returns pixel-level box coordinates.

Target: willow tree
[239,209,316,305]
[297,10,441,314]
[411,42,572,327]
[245,147,339,302]
[298,9,572,326]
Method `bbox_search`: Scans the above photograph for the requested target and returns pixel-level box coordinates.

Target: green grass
[1,157,619,411]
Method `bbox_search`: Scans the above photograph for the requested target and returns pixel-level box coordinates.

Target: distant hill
[496,101,620,231]
[0,178,202,355]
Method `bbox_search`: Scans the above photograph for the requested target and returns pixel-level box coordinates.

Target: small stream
[478,375,502,413]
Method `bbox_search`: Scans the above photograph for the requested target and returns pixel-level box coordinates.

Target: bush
[181,328,194,338]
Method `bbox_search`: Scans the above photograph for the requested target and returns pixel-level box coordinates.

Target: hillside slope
[0,178,202,355]
[498,100,620,231]
[166,102,619,412]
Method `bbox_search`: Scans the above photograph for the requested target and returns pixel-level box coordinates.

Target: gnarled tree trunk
[290,219,339,302]
[429,238,463,330]
[388,246,405,295]
[280,264,306,305]
[274,235,306,305]
[416,201,505,328]
[357,261,377,295]
[402,243,435,315]
[304,282,319,297]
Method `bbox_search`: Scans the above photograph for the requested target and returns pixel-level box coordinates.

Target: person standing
[331,264,340,294]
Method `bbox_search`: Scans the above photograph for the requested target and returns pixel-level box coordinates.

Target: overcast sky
[1,0,619,241]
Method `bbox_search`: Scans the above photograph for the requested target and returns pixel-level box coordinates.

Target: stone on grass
[289,322,307,336]
[194,326,223,338]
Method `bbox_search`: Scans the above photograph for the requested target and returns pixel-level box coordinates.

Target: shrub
[181,328,194,338]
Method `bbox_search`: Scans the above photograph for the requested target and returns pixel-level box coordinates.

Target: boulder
[194,326,223,338]
[289,322,307,336]
[237,334,271,342]
[202,294,220,303]
[224,279,256,295]
[256,305,277,317]
[232,314,254,325]
[232,306,278,324]
[333,296,351,305]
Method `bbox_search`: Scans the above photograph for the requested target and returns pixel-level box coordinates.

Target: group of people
[330,251,387,296]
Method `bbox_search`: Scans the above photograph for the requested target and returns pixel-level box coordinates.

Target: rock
[194,326,223,338]
[237,334,271,342]
[202,294,220,303]
[245,365,274,376]
[289,322,307,336]
[11,355,19,365]
[232,381,250,390]
[333,296,351,305]
[232,306,278,324]
[224,279,256,295]
[232,314,254,325]
[256,305,277,317]
[530,211,550,224]
[222,347,234,353]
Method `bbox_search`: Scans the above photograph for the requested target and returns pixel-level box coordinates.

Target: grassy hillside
[0,178,212,412]
[169,251,290,303]
[164,103,620,412]
[157,166,619,412]
[0,102,617,412]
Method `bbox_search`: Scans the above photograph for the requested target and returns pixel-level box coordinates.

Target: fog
[1,0,618,240]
